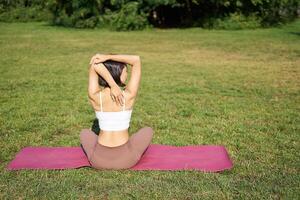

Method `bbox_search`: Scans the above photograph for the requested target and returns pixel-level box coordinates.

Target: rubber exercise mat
[6,144,233,172]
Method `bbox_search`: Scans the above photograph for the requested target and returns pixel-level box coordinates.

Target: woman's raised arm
[106,54,141,98]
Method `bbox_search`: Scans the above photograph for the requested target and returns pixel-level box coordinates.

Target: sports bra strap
[99,91,103,112]
[122,90,125,111]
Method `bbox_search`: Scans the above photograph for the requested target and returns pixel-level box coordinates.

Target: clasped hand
[89,53,108,65]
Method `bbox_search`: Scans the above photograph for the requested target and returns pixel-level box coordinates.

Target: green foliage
[0,0,299,29]
[0,3,50,22]
[48,0,149,30]
[255,0,300,27]
[47,0,104,28]
[48,0,150,30]
[106,2,150,31]
[192,0,299,28]
[206,12,262,30]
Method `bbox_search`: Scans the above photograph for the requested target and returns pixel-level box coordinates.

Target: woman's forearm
[107,54,140,66]
[92,63,118,88]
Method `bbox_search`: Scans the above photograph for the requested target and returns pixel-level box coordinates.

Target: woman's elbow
[88,92,95,101]
[132,56,141,66]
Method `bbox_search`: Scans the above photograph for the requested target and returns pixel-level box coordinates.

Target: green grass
[0,20,299,199]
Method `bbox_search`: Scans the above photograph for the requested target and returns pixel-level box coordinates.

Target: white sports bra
[95,90,133,131]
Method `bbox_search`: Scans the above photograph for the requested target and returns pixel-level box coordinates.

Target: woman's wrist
[107,78,118,88]
[100,64,117,88]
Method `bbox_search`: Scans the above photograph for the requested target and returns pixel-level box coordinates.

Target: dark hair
[98,60,127,88]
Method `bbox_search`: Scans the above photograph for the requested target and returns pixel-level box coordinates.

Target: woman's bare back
[92,87,136,147]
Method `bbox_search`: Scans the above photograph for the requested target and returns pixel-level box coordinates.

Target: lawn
[0,20,299,199]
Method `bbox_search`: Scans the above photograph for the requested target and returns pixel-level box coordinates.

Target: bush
[51,11,99,28]
[48,0,102,28]
[0,6,51,22]
[207,12,262,30]
[103,2,150,31]
[49,1,149,30]
[1,0,298,30]
[257,0,300,27]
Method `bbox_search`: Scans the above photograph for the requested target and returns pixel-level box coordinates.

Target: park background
[0,0,299,199]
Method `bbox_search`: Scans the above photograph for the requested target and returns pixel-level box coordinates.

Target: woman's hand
[110,85,124,106]
[89,54,109,65]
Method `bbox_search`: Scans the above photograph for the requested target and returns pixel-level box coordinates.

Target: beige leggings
[80,127,154,170]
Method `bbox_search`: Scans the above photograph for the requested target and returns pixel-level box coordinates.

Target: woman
[80,53,154,170]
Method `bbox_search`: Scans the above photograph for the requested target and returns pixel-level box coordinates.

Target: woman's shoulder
[88,90,101,110]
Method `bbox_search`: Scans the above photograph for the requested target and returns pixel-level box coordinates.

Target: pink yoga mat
[6,144,233,172]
